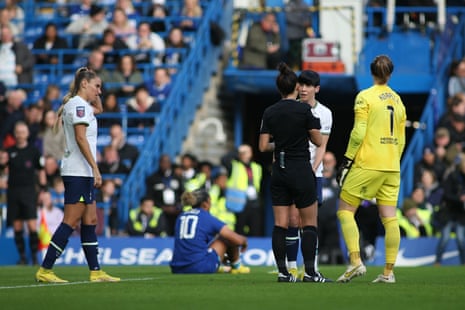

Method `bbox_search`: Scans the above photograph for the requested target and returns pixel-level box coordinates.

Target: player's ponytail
[53,67,97,134]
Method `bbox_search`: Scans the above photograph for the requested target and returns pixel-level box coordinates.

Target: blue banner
[0,236,461,266]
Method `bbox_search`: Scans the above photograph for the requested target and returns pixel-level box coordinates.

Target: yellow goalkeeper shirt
[345,84,406,171]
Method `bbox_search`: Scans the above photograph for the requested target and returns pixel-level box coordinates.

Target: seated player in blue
[170,188,250,274]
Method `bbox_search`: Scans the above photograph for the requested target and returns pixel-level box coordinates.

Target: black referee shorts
[270,160,317,209]
[6,186,38,225]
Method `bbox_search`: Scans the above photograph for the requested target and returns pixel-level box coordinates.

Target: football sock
[382,216,400,275]
[286,226,299,269]
[14,230,26,261]
[272,226,288,275]
[301,226,317,275]
[81,224,100,270]
[232,259,242,269]
[337,209,361,266]
[42,222,74,269]
[29,231,39,260]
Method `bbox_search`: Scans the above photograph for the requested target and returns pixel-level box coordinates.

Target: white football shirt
[309,100,332,177]
[61,96,97,177]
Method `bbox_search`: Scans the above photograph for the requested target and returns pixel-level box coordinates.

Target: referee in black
[1,121,46,265]
[259,62,331,282]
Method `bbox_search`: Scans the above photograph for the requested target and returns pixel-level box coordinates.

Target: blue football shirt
[170,208,226,268]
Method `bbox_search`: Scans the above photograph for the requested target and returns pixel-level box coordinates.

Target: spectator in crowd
[222,144,263,236]
[4,0,24,34]
[240,12,282,70]
[109,123,139,170]
[24,103,44,149]
[437,92,465,145]
[106,54,144,98]
[164,26,188,71]
[2,121,47,265]
[318,151,342,264]
[416,168,444,212]
[43,155,61,188]
[398,187,434,238]
[434,153,465,265]
[114,0,140,24]
[68,0,93,21]
[0,89,26,148]
[145,154,184,236]
[414,145,447,185]
[49,175,65,210]
[170,188,250,274]
[98,145,130,177]
[65,4,109,49]
[0,24,35,87]
[33,22,71,66]
[125,84,160,129]
[37,84,62,112]
[209,166,236,230]
[448,58,465,97]
[126,21,165,64]
[177,0,203,31]
[0,148,8,205]
[184,160,214,192]
[39,109,65,161]
[95,179,119,236]
[148,2,169,33]
[100,91,122,128]
[127,196,167,237]
[285,0,313,70]
[144,67,172,107]
[0,8,19,38]
[37,190,64,236]
[84,27,128,65]
[108,7,136,42]
[86,48,111,84]
[432,127,452,166]
[180,152,198,186]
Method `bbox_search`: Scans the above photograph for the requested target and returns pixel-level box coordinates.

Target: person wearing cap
[170,188,250,274]
[65,4,109,49]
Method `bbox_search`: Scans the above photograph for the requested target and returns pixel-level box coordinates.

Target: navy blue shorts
[170,249,220,274]
[62,176,95,204]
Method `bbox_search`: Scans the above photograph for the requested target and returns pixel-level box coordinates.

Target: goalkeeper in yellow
[336,55,406,284]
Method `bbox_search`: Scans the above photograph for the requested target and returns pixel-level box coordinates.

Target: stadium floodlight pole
[437,0,445,32]
[386,0,395,33]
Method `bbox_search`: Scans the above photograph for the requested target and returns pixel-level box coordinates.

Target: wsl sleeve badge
[76,106,86,118]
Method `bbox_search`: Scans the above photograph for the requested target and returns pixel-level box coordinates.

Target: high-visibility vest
[209,184,236,230]
[129,207,163,233]
[227,160,262,192]
[396,208,433,238]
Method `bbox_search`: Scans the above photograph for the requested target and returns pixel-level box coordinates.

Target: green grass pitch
[0,265,463,310]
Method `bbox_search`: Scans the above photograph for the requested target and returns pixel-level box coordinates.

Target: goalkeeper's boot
[230,265,250,274]
[336,263,366,283]
[372,273,396,283]
[90,270,121,282]
[36,267,68,283]
[277,272,298,283]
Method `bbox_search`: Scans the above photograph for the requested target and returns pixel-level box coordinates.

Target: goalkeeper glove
[336,157,353,187]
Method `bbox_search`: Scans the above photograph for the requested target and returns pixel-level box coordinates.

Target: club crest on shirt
[76,106,85,118]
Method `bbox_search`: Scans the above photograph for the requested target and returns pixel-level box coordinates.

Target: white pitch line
[0,277,158,290]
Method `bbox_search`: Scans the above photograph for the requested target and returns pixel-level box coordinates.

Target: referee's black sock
[29,231,39,264]
[301,226,318,276]
[14,230,26,263]
[272,226,288,275]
